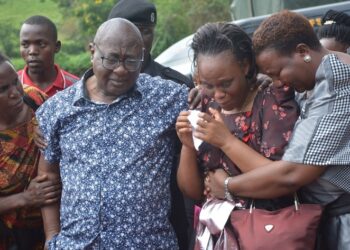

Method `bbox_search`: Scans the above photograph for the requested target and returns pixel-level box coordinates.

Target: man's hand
[21,175,61,208]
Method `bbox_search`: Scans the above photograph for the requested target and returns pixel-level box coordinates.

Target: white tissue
[188,110,203,150]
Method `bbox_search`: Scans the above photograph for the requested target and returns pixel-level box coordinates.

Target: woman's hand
[176,111,195,149]
[188,86,202,110]
[204,169,229,199]
[21,175,61,208]
[256,73,272,91]
[194,108,233,148]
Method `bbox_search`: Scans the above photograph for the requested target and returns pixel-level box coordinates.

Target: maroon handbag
[230,196,323,250]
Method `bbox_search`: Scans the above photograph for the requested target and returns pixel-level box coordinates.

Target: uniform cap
[108,0,157,25]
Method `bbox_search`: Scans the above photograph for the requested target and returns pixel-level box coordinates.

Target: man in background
[18,15,79,97]
[108,0,193,88]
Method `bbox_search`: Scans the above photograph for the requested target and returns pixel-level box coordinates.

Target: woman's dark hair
[318,10,350,45]
[191,22,256,81]
[253,10,321,56]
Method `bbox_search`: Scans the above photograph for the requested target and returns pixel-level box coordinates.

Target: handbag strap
[249,193,300,213]
[294,193,300,211]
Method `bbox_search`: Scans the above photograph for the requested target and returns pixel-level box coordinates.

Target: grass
[0,0,62,29]
[0,0,87,74]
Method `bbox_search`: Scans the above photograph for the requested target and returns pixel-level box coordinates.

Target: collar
[21,64,65,91]
[73,69,144,106]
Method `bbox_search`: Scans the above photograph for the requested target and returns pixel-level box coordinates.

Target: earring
[303,55,311,63]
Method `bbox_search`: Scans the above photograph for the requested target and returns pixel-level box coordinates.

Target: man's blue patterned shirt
[36,69,188,249]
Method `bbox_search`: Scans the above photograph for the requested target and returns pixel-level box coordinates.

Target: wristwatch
[224,177,234,201]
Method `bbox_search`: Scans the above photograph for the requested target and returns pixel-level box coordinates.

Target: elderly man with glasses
[36,18,188,249]
[108,2,195,248]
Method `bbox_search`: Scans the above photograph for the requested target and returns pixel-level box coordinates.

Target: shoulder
[137,74,188,104]
[56,65,80,83]
[38,80,80,112]
[23,84,47,106]
[148,60,194,88]
[319,54,350,90]
[333,51,350,65]
[18,66,30,79]
[259,84,296,106]
[17,68,24,76]
[138,73,188,91]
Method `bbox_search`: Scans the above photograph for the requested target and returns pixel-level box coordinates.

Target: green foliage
[12,57,26,71]
[0,0,61,58]
[0,22,19,58]
[0,0,61,25]
[12,52,91,77]
[152,0,191,57]
[55,52,91,76]
[153,0,231,56]
[61,40,87,55]
[56,0,115,41]
[55,0,231,57]
[1,0,231,74]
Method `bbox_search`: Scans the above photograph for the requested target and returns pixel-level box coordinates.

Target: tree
[57,0,115,41]
[56,0,231,57]
[153,0,231,56]
[0,22,19,58]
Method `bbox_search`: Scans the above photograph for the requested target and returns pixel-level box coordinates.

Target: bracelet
[224,177,234,201]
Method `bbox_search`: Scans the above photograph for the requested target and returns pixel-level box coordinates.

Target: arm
[221,136,272,172]
[207,160,326,199]
[177,146,204,200]
[38,155,61,243]
[0,174,61,215]
[196,84,299,173]
[195,109,271,172]
[33,124,48,150]
[0,193,27,215]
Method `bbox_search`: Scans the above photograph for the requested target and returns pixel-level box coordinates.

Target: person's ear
[241,59,250,77]
[55,41,61,53]
[295,43,311,61]
[89,43,95,62]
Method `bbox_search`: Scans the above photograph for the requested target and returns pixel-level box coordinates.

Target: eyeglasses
[94,44,144,72]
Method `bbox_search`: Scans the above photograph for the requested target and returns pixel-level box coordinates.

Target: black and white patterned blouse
[283,54,350,193]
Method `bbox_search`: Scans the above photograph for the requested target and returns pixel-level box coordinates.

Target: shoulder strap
[23,94,40,111]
